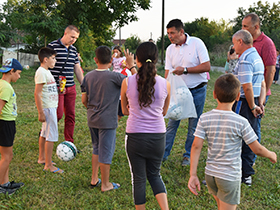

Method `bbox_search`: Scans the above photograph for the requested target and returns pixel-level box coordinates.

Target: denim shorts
[205,174,241,205]
[89,127,116,164]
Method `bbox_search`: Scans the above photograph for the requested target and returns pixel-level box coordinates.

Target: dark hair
[135,42,158,108]
[65,25,80,34]
[166,19,184,31]
[95,46,112,64]
[113,45,123,57]
[38,47,57,63]
[214,73,240,103]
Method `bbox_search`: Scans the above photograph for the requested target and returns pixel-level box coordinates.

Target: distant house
[113,39,126,46]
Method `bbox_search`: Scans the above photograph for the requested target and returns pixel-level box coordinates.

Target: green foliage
[185,17,233,51]
[156,34,171,53]
[0,0,151,54]
[232,0,280,48]
[124,34,141,53]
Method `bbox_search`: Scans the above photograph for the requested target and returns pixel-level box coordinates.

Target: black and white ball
[56,141,77,161]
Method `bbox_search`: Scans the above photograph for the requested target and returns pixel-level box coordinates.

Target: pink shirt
[253,32,276,96]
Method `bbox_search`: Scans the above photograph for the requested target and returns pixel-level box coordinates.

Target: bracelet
[251,104,257,111]
[129,66,136,71]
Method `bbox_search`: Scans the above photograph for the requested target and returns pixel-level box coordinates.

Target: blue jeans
[233,97,260,177]
[163,85,207,159]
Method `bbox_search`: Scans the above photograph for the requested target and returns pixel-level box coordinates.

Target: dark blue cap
[0,58,23,73]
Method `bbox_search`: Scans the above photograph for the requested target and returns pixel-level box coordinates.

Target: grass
[0,69,279,209]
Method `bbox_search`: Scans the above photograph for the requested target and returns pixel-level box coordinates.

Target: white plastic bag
[165,73,197,120]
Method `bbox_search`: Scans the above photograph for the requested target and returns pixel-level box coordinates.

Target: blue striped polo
[47,38,79,87]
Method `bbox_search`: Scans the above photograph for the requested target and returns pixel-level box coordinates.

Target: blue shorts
[0,119,16,147]
[89,127,116,164]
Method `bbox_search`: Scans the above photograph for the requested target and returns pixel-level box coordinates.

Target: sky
[113,0,279,41]
[0,0,278,41]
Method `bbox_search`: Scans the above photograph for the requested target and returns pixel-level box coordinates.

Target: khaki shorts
[205,174,241,205]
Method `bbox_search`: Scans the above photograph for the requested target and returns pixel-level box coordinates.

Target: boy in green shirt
[0,58,24,195]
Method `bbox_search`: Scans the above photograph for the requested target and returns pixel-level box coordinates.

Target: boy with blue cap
[0,58,24,195]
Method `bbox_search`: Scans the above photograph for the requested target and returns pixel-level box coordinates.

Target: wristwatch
[183,67,188,74]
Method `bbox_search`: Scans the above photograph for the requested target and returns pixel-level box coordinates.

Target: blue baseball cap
[0,58,23,73]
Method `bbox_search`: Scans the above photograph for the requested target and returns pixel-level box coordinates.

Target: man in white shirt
[163,19,211,166]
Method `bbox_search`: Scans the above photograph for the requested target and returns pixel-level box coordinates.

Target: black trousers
[126,133,167,205]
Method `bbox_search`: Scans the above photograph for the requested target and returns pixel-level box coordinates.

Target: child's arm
[162,81,171,116]
[0,99,7,114]
[34,83,45,122]
[121,78,129,115]
[188,136,204,195]
[248,140,277,163]
[81,93,88,108]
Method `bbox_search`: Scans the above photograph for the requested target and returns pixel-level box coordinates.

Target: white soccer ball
[167,105,183,120]
[175,86,189,103]
[23,65,29,70]
[56,141,77,161]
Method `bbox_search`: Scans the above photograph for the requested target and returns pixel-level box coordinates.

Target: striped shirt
[47,38,79,87]
[194,109,257,181]
[233,47,264,97]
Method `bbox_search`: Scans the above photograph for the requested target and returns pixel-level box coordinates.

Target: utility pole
[119,27,121,46]
[161,0,165,65]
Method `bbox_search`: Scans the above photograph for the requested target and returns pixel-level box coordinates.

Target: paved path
[210,66,280,85]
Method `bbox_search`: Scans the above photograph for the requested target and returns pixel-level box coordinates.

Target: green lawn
[0,69,279,209]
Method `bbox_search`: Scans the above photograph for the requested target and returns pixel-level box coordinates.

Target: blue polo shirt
[47,38,79,87]
[233,47,264,98]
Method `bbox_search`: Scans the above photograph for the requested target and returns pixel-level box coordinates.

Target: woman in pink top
[121,42,171,210]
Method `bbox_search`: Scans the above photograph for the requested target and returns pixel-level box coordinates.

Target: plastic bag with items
[165,72,197,121]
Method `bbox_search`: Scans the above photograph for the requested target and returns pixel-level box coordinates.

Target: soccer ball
[23,65,29,70]
[56,141,78,161]
[175,86,189,103]
[167,104,183,120]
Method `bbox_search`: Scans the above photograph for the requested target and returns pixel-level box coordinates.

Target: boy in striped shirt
[188,73,277,210]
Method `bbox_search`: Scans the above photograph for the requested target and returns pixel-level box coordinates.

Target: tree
[0,0,151,54]
[185,17,233,51]
[124,35,141,54]
[232,1,280,35]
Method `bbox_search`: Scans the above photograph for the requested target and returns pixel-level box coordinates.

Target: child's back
[81,70,125,129]
[195,109,256,181]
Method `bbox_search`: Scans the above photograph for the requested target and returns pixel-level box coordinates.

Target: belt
[189,82,207,91]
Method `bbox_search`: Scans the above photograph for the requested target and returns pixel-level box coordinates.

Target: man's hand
[172,66,184,75]
[252,105,263,118]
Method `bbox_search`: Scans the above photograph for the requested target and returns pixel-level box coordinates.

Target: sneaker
[0,186,16,195]
[182,157,190,166]
[202,180,207,187]
[242,176,252,186]
[4,181,24,190]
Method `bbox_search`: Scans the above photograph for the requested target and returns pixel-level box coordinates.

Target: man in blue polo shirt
[48,25,84,143]
[232,29,266,186]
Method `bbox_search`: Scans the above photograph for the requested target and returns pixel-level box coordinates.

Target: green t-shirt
[0,79,17,121]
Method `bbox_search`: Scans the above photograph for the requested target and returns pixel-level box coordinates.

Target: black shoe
[242,176,252,186]
[0,186,16,195]
[4,181,24,190]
